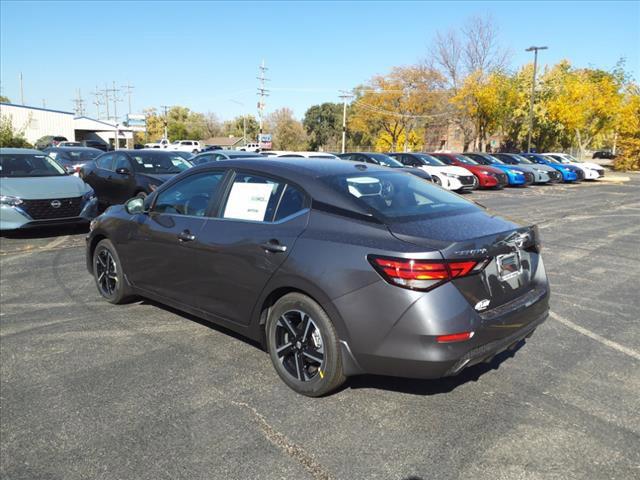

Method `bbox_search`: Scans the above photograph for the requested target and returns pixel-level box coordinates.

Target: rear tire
[266,293,346,397]
[93,239,135,304]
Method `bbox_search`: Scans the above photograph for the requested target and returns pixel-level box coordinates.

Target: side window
[274,185,307,221]
[222,173,285,223]
[213,153,227,161]
[154,171,226,217]
[96,154,114,171]
[114,154,131,171]
[194,154,214,165]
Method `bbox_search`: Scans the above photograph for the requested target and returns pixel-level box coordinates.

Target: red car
[430,152,508,189]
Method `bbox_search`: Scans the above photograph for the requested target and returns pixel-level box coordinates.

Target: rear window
[322,171,478,221]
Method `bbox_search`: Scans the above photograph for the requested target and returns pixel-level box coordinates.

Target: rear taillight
[368,255,487,291]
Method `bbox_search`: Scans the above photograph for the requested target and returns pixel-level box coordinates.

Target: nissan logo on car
[50,200,61,209]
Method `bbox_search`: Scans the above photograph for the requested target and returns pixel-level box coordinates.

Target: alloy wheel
[95,249,118,297]
[275,310,324,382]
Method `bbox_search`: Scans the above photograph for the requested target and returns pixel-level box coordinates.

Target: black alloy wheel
[266,293,345,396]
[93,239,134,304]
[95,248,118,298]
[275,310,325,382]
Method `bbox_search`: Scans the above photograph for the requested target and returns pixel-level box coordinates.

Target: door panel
[196,212,308,324]
[111,154,135,203]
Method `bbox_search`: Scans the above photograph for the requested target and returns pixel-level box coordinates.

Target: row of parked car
[0,146,604,232]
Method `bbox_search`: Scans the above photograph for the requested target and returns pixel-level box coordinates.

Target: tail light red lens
[437,331,474,343]
[369,255,485,291]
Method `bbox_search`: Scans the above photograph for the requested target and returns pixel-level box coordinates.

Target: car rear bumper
[334,266,550,379]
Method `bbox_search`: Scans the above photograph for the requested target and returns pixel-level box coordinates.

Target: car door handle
[178,230,196,243]
[260,240,287,253]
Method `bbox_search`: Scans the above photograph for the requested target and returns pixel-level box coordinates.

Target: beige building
[1,102,134,148]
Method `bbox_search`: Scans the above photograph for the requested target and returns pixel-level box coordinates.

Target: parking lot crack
[230,400,332,480]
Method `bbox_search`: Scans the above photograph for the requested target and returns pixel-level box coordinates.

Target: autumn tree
[613,84,640,170]
[266,108,308,150]
[546,67,622,158]
[349,66,445,151]
[427,14,510,150]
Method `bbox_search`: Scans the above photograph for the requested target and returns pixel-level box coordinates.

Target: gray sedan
[0,148,97,231]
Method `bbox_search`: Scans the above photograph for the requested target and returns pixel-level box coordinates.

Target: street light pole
[339,90,353,154]
[525,46,548,153]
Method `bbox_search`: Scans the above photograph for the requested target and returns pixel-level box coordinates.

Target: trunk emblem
[475,299,490,311]
[454,248,487,256]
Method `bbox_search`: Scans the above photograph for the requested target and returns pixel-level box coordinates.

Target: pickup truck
[144,138,170,149]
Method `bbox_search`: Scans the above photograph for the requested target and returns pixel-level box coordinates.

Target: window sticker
[134,157,144,164]
[223,182,275,221]
[144,163,154,168]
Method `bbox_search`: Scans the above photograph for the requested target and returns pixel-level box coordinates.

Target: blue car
[464,152,531,186]
[520,153,580,182]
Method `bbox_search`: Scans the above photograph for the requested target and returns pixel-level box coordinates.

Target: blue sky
[1,1,638,121]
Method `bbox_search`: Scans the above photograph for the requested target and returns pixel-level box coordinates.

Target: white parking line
[550,311,640,361]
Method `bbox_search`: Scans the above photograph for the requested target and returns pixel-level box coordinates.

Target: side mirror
[125,197,146,215]
[116,167,131,175]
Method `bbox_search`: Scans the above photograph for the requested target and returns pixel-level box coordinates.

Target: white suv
[170,140,201,153]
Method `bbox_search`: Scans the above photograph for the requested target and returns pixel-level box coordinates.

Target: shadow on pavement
[345,340,526,396]
[1,223,89,239]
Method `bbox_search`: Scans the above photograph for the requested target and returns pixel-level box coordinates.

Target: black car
[42,146,103,174]
[338,152,433,181]
[592,150,616,159]
[191,150,262,165]
[87,158,549,396]
[82,150,192,206]
[80,139,111,151]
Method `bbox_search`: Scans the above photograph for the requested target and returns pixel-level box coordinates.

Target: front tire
[93,239,134,304]
[266,293,346,397]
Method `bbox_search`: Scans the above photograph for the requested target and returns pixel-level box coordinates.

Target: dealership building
[0,102,137,148]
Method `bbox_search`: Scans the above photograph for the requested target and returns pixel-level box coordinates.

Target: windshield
[482,154,504,164]
[541,155,560,164]
[368,153,403,167]
[453,154,479,165]
[509,154,533,164]
[47,149,102,164]
[550,155,570,164]
[129,152,192,174]
[323,171,478,221]
[414,153,445,166]
[0,153,66,177]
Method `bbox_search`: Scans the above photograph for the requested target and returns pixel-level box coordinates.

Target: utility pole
[525,46,548,153]
[19,73,24,105]
[72,89,86,116]
[103,84,110,122]
[161,105,170,139]
[256,60,270,142]
[91,86,103,119]
[121,81,134,115]
[339,90,353,153]
[109,81,121,123]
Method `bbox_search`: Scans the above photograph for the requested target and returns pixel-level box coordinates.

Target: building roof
[0,102,74,116]
[202,136,244,147]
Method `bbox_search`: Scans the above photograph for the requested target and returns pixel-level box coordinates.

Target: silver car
[0,148,98,231]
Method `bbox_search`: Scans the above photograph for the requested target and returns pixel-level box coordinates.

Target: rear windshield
[368,153,403,167]
[0,153,66,177]
[414,153,445,166]
[322,171,478,221]
[47,149,101,164]
[453,154,478,165]
[129,152,192,174]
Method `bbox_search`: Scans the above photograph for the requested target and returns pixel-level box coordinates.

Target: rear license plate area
[496,252,522,281]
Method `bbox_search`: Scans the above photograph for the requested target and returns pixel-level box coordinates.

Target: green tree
[0,115,32,148]
[223,115,259,141]
[303,103,343,150]
[266,108,308,150]
[0,95,10,103]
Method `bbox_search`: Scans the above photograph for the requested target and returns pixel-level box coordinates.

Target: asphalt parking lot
[1,176,639,480]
